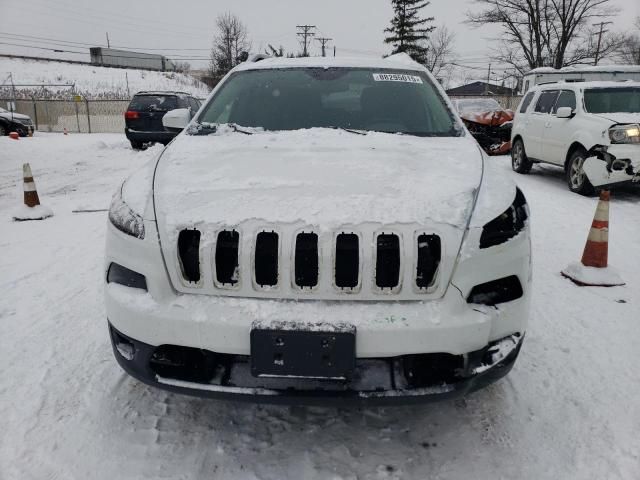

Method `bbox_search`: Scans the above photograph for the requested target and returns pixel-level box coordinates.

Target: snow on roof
[535,80,640,89]
[234,53,426,72]
[528,65,640,75]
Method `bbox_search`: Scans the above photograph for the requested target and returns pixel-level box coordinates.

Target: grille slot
[177,229,201,283]
[335,233,359,289]
[375,234,400,289]
[294,232,319,288]
[416,234,441,289]
[255,231,279,287]
[215,230,240,286]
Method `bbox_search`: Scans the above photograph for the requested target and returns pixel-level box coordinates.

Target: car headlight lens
[609,124,640,144]
[108,184,145,239]
[480,188,528,249]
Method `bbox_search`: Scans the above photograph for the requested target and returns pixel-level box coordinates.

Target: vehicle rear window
[197,67,459,137]
[534,91,559,114]
[584,87,640,113]
[129,95,178,112]
[519,92,535,113]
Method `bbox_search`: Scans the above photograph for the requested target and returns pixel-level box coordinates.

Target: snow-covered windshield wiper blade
[188,122,254,135]
[228,123,254,135]
[188,122,217,136]
[327,126,368,135]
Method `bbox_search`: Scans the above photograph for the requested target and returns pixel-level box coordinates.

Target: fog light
[107,262,147,290]
[467,275,523,306]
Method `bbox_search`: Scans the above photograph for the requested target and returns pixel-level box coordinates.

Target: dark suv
[124,91,201,149]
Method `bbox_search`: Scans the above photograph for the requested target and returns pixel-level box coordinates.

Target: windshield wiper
[188,122,254,136]
[328,126,368,135]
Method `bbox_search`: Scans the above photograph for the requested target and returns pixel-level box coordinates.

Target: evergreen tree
[384,0,435,63]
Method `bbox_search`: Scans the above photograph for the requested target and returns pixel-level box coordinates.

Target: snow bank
[0,57,210,99]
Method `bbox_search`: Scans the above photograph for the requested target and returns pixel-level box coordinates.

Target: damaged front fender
[583,145,640,187]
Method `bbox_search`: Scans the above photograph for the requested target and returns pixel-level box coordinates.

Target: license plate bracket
[250,323,356,380]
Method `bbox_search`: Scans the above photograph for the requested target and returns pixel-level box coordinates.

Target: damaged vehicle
[105,54,531,404]
[452,97,514,155]
[511,81,640,195]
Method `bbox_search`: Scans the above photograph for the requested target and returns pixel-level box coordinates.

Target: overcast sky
[1,0,638,84]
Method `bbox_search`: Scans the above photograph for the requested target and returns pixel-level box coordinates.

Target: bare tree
[616,17,640,64]
[209,12,251,76]
[467,0,617,73]
[422,25,456,78]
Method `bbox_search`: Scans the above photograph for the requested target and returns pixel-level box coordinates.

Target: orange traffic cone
[11,163,54,221]
[9,131,19,140]
[561,190,624,287]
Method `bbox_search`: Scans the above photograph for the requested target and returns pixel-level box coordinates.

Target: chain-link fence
[1,98,131,133]
[1,97,207,134]
[1,94,524,134]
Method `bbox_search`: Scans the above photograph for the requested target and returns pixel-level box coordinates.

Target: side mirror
[556,107,574,119]
[162,108,191,132]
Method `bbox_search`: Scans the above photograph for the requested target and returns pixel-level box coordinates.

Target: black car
[124,91,201,149]
[0,107,34,137]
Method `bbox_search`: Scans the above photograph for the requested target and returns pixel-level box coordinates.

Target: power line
[296,25,316,57]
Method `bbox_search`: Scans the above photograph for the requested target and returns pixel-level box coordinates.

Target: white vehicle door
[526,90,559,160]
[541,90,577,165]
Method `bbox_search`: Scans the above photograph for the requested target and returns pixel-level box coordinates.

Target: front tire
[0,123,7,136]
[130,140,144,150]
[566,149,595,196]
[511,138,532,174]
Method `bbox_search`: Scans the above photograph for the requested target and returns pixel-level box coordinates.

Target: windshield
[197,68,459,136]
[584,87,640,114]
[456,98,501,114]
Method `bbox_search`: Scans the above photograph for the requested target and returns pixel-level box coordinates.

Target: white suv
[511,81,640,194]
[105,54,531,404]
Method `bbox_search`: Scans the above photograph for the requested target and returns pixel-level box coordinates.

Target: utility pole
[593,21,613,66]
[485,63,491,95]
[106,32,110,48]
[296,25,316,57]
[316,37,332,57]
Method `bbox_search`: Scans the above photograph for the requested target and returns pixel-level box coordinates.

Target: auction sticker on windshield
[373,73,423,84]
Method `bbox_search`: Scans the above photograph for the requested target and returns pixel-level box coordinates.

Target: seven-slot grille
[176,228,442,296]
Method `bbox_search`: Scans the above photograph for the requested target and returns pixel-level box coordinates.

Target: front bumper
[109,322,524,405]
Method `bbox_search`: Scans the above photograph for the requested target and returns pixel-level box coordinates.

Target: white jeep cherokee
[105,54,531,404]
[511,81,640,195]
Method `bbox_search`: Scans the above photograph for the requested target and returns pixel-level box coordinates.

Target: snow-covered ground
[0,57,210,99]
[1,133,639,479]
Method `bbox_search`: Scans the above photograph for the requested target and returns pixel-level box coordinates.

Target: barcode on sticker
[373,73,423,84]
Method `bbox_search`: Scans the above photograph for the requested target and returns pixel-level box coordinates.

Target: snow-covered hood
[0,111,31,122]
[153,128,483,232]
[591,112,640,125]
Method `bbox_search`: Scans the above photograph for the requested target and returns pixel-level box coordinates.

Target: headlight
[609,124,640,144]
[479,188,528,249]
[108,184,145,239]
